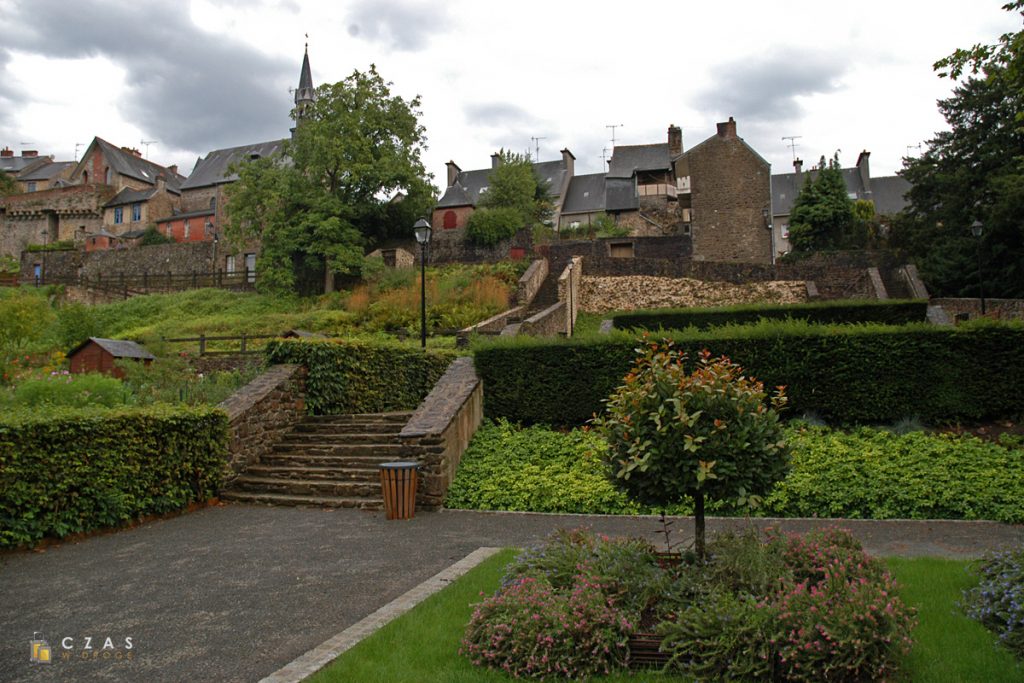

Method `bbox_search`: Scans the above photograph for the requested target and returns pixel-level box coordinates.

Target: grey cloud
[346,0,449,52]
[464,103,538,128]
[3,0,298,155]
[695,49,847,125]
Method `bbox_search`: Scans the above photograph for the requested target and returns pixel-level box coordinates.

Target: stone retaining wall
[218,364,307,476]
[520,301,567,337]
[932,298,1024,321]
[399,357,483,509]
[517,258,547,307]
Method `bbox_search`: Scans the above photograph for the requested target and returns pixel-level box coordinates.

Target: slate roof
[436,158,570,209]
[154,207,216,223]
[605,177,639,212]
[561,173,607,214]
[103,187,158,208]
[608,143,671,178]
[0,154,47,174]
[69,337,156,360]
[181,139,288,190]
[18,160,74,182]
[120,229,148,239]
[870,175,913,216]
[90,138,186,191]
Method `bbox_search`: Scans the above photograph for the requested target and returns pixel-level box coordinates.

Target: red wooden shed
[67,338,155,378]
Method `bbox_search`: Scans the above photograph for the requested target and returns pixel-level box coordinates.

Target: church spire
[292,37,315,135]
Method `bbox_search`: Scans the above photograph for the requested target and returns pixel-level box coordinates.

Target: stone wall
[521,301,567,337]
[517,258,547,306]
[399,357,483,509]
[686,127,772,263]
[428,228,533,265]
[932,298,1024,321]
[218,364,307,476]
[556,256,582,335]
[541,235,693,273]
[1,184,115,257]
[20,241,217,281]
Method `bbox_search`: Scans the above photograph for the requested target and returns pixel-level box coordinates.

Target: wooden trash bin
[378,462,419,520]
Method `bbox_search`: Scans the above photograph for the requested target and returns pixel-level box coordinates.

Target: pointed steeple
[292,39,315,136]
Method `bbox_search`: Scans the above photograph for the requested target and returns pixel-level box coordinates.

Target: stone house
[771,151,912,256]
[102,177,180,238]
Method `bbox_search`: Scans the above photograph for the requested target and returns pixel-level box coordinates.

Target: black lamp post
[971,220,986,315]
[413,218,432,348]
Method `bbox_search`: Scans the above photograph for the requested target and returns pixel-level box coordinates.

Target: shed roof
[608,143,671,178]
[561,173,607,214]
[18,160,74,181]
[69,337,156,360]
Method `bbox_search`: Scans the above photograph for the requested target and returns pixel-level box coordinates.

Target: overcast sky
[0,0,1018,190]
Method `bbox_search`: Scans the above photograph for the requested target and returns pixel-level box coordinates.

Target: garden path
[2,505,1021,682]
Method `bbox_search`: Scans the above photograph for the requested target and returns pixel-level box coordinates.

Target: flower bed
[963,548,1024,660]
[462,527,916,681]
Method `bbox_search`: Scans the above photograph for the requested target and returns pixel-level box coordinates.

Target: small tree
[788,154,855,252]
[592,339,789,559]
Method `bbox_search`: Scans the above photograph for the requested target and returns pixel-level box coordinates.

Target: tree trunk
[694,490,706,561]
[323,262,334,294]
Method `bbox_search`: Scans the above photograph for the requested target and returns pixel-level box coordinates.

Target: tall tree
[225,65,435,294]
[892,2,1024,298]
[466,150,540,247]
[787,155,856,252]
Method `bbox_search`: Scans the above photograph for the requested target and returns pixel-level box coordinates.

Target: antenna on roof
[606,124,624,148]
[530,136,546,162]
[599,147,610,169]
[74,142,85,161]
[140,140,158,159]
[782,136,802,160]
[906,143,922,158]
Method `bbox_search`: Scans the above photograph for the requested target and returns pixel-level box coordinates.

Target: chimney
[0,147,12,157]
[667,124,682,156]
[793,158,803,175]
[445,160,461,187]
[856,150,871,197]
[121,146,142,158]
[22,150,38,158]
[716,116,737,139]
[491,153,502,170]
[156,174,166,192]
[560,148,575,177]
[167,164,178,176]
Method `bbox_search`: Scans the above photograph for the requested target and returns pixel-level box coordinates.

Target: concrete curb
[258,546,503,683]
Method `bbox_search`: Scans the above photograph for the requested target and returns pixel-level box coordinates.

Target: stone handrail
[517,258,548,307]
[399,356,483,509]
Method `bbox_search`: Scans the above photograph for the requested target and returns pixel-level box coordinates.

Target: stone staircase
[500,259,565,335]
[221,411,414,509]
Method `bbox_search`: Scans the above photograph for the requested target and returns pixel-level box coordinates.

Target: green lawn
[307,552,1023,683]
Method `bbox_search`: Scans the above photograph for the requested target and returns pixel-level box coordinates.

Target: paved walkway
[2,505,1022,682]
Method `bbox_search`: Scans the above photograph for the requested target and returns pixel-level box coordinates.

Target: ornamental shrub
[465,207,523,247]
[0,404,228,547]
[461,574,633,679]
[5,371,132,408]
[265,338,457,414]
[593,339,788,557]
[962,548,1024,658]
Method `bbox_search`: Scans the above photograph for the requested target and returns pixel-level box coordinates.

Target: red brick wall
[431,206,474,232]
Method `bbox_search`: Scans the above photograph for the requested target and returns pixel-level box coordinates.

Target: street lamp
[413,218,432,348]
[971,220,986,315]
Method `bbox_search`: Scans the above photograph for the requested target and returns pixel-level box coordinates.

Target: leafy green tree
[0,171,17,197]
[788,155,855,252]
[892,2,1024,298]
[465,207,523,247]
[466,150,555,246]
[592,339,788,559]
[225,65,435,294]
[139,227,173,246]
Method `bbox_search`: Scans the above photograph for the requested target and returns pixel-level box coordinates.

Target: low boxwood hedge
[0,404,228,547]
[612,299,928,331]
[266,338,458,415]
[473,320,1024,425]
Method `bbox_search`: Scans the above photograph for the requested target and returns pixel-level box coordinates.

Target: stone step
[270,443,412,458]
[302,411,412,424]
[260,453,405,468]
[500,322,523,336]
[279,432,404,445]
[230,476,381,498]
[245,465,380,481]
[290,422,406,435]
[220,490,383,510]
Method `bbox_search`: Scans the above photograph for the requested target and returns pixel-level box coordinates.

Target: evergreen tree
[787,155,855,252]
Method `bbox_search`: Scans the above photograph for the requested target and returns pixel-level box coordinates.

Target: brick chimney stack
[491,153,502,169]
[22,150,38,158]
[167,164,178,176]
[560,148,575,177]
[856,150,871,197]
[793,158,803,174]
[0,147,12,157]
[445,160,461,187]
[716,117,737,139]
[668,124,682,156]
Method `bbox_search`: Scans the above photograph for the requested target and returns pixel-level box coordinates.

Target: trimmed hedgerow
[266,338,458,415]
[612,298,928,331]
[473,320,1024,425]
[0,404,228,547]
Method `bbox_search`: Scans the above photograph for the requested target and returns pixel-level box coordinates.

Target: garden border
[258,546,502,683]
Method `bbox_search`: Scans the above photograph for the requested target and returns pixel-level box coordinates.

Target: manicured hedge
[474,321,1024,425]
[612,299,928,331]
[266,338,459,415]
[0,405,228,547]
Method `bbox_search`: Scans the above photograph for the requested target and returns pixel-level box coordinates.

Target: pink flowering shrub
[461,574,633,679]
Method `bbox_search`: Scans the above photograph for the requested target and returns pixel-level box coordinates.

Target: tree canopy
[892,1,1024,298]
[465,150,553,247]
[0,171,18,197]
[224,65,435,294]
[787,155,856,252]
